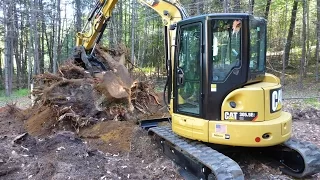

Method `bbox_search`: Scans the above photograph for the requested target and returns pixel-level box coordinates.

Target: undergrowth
[0,89,30,101]
[303,98,320,108]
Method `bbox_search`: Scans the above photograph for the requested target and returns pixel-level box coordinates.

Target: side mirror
[177,67,184,86]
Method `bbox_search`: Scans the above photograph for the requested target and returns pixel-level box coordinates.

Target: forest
[0,0,319,96]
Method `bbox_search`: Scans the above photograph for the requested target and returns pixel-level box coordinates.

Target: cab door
[206,18,248,120]
[174,22,202,116]
[172,22,203,138]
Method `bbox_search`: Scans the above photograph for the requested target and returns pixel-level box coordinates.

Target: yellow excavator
[74,0,320,179]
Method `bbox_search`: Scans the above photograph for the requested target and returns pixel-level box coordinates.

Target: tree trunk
[109,12,115,46]
[223,0,229,13]
[199,0,204,14]
[281,1,288,85]
[4,1,14,96]
[304,0,310,77]
[141,9,149,67]
[12,4,21,90]
[75,0,82,32]
[53,0,61,73]
[316,0,320,82]
[233,0,241,13]
[20,0,27,88]
[124,0,127,44]
[130,0,136,64]
[45,30,53,72]
[249,0,254,14]
[57,0,62,65]
[39,0,45,73]
[21,29,27,88]
[196,0,200,14]
[189,0,197,16]
[283,0,298,67]
[22,1,29,88]
[265,0,272,20]
[0,49,2,80]
[118,0,123,43]
[27,2,33,89]
[30,0,40,76]
[300,0,307,88]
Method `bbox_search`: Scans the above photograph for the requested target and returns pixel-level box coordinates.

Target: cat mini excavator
[74,0,320,179]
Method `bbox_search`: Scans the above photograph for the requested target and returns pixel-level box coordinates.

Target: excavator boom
[76,0,187,54]
[76,0,118,51]
[74,0,186,73]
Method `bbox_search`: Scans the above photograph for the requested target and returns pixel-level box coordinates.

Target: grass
[303,98,320,108]
[139,67,156,76]
[0,89,30,101]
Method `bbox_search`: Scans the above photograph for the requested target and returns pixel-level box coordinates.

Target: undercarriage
[148,126,320,180]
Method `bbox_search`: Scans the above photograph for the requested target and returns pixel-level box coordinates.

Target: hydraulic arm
[74,0,187,74]
[75,0,187,63]
[76,0,118,53]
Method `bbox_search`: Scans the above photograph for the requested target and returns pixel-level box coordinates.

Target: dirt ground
[0,105,180,180]
[0,97,320,180]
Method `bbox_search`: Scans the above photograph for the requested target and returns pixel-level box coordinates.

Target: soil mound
[16,45,169,154]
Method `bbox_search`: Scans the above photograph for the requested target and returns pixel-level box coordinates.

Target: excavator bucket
[73,46,107,73]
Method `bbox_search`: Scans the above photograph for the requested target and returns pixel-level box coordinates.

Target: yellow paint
[263,73,280,84]
[172,111,291,147]
[208,112,291,147]
[172,73,292,147]
[177,93,185,104]
[172,115,194,139]
[172,114,209,142]
[76,0,119,49]
[221,85,265,121]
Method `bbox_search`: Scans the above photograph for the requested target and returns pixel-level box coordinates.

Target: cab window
[211,19,241,82]
[176,23,201,115]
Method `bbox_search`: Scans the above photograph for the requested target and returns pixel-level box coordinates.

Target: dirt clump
[80,121,135,154]
[24,106,58,137]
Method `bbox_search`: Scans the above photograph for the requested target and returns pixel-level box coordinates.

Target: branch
[266,67,292,77]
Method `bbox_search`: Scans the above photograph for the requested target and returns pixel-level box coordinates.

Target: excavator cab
[173,14,266,119]
[171,13,292,147]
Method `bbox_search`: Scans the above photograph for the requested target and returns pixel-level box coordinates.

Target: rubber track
[149,126,244,180]
[283,138,320,178]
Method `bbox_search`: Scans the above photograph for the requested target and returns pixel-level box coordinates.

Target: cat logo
[224,112,238,120]
[270,88,282,113]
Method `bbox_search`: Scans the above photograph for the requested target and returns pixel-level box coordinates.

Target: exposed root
[27,44,161,135]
